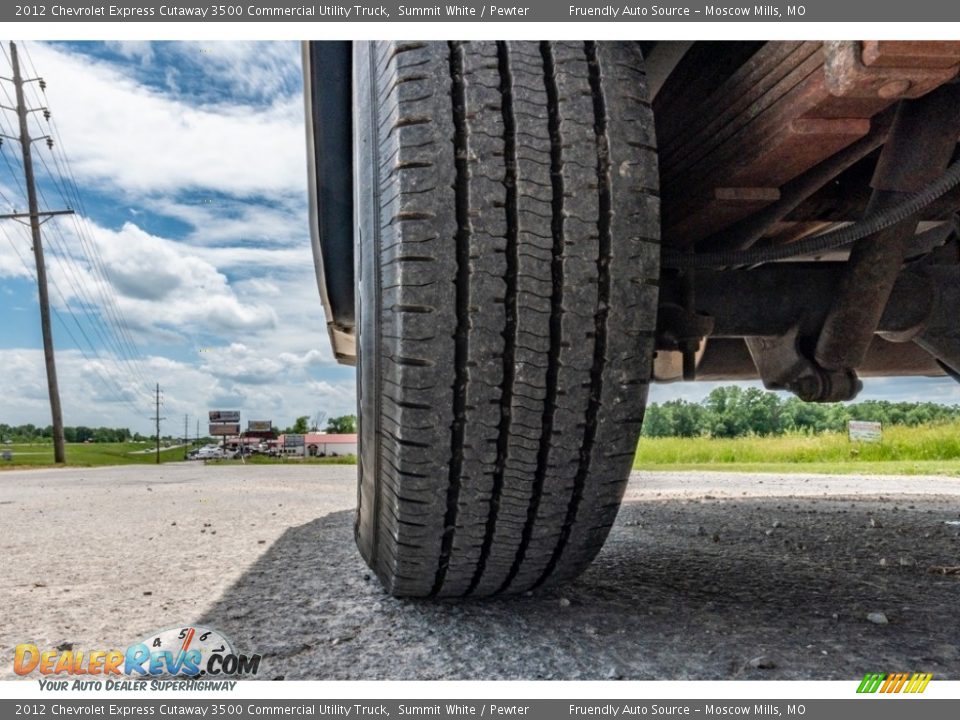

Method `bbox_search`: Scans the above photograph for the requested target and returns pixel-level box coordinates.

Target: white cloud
[142,194,308,248]
[26,42,306,198]
[0,41,356,434]
[103,41,155,64]
[0,225,35,281]
[45,219,278,337]
[187,243,312,270]
[0,348,356,435]
[648,376,960,405]
[0,176,36,280]
[196,342,326,386]
[857,376,960,404]
[168,42,301,102]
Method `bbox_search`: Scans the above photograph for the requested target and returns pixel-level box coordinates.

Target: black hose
[662,155,960,269]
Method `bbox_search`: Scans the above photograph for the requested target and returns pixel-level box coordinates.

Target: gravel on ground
[2,463,958,680]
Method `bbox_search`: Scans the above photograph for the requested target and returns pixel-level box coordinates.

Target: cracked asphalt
[2,463,958,680]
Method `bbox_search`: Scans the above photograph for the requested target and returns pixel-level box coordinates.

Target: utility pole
[183,413,188,460]
[154,383,165,465]
[0,42,73,464]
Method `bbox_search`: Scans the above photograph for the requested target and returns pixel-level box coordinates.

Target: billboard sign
[248,420,272,433]
[849,420,882,443]
[209,410,240,423]
[209,423,240,436]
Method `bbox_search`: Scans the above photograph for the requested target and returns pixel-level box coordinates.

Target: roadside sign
[209,423,240,436]
[248,420,272,432]
[209,410,240,423]
[849,420,882,443]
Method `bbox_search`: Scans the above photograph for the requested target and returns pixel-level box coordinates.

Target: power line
[20,43,151,368]
[0,41,156,430]
[10,42,154,388]
[0,41,68,462]
[7,63,155,392]
[33,137,153,377]
[28,155,154,396]
[0,120,28,201]
[14,45,210,368]
[3,130,156,398]
[1,223,154,419]
[28,193,143,369]
[11,43,154,368]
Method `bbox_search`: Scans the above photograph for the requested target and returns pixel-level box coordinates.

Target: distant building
[304,433,357,457]
[278,433,305,457]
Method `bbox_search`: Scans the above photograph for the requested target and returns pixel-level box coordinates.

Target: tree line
[8,396,952,444]
[283,414,357,435]
[0,424,136,443]
[2,413,359,444]
[642,386,960,438]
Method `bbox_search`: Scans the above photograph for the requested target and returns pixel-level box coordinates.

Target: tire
[353,40,660,597]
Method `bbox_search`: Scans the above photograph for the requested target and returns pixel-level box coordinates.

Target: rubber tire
[353,41,660,598]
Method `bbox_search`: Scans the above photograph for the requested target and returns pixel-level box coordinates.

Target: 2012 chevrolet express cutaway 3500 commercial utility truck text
[304,40,960,597]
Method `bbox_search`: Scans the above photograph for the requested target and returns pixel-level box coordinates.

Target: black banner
[2,700,960,719]
[5,1,960,22]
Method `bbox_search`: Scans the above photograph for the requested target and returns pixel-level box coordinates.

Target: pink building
[305,433,357,457]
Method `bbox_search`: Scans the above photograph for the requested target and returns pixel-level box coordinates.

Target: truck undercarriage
[650,41,960,402]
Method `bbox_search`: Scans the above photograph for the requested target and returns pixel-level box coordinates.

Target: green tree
[739,387,782,435]
[326,414,357,434]
[638,387,960,439]
[641,403,670,437]
[289,416,310,434]
[704,386,750,437]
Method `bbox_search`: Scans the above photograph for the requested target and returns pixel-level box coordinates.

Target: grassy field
[635,421,960,476]
[6,423,960,476]
[0,443,358,469]
[0,442,188,468]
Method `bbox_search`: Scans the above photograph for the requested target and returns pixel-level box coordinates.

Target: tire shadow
[198,496,960,680]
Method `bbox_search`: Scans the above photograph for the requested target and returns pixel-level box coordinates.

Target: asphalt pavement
[1,463,958,680]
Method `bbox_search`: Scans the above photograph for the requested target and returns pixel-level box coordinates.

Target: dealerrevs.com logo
[14,626,260,688]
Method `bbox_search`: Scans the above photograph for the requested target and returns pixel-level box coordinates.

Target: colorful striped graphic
[857,672,932,694]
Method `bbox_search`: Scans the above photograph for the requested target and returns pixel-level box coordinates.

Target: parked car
[195,446,224,460]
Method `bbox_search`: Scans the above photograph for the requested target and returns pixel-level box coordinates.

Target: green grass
[0,442,188,468]
[0,442,359,469]
[635,421,960,476]
[6,423,959,476]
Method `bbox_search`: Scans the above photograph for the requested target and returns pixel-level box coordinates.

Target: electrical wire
[3,43,154,398]
[31,152,154,394]
[22,44,209,372]
[1,222,153,418]
[30,86,154,383]
[0,41,155,415]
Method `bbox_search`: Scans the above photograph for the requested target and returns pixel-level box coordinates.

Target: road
[1,463,959,680]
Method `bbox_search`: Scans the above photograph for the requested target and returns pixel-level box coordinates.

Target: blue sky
[0,41,354,434]
[0,40,957,436]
